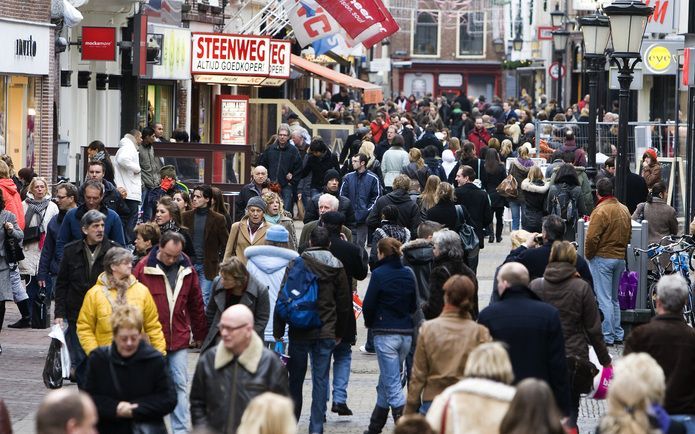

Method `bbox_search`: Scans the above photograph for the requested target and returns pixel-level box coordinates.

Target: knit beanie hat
[246,196,266,211]
[644,148,658,162]
[266,224,289,243]
[323,169,341,186]
[160,165,177,179]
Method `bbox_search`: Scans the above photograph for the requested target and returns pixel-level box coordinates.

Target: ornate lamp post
[552,28,569,108]
[603,0,653,202]
[579,11,611,183]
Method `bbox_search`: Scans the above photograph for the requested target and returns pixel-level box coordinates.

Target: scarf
[159,220,181,233]
[597,195,616,206]
[264,213,282,225]
[25,198,51,226]
[93,150,107,162]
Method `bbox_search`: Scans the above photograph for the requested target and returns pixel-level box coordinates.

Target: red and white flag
[288,0,341,47]
[313,0,399,48]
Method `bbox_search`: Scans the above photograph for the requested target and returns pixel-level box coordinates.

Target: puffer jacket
[520,178,549,233]
[201,273,270,353]
[190,333,289,433]
[76,273,166,355]
[406,312,492,414]
[402,239,435,332]
[363,255,417,334]
[244,245,299,343]
[585,197,632,260]
[132,247,208,352]
[273,248,352,341]
[529,262,610,365]
[508,159,530,201]
[114,134,141,202]
[18,199,59,275]
[426,378,515,434]
[641,162,662,189]
[549,164,594,214]
[367,189,422,235]
[339,169,381,224]
[0,178,25,229]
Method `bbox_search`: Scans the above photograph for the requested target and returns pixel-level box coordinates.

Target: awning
[290,54,383,104]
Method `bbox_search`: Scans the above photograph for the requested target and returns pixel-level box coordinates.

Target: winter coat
[504,243,594,289]
[244,245,298,343]
[37,210,67,282]
[0,211,22,302]
[369,222,411,268]
[424,158,447,182]
[0,178,25,230]
[423,254,478,321]
[529,262,610,365]
[459,157,486,189]
[483,163,508,209]
[273,248,352,341]
[339,169,381,224]
[382,147,410,187]
[190,334,289,433]
[300,151,340,190]
[455,183,493,249]
[402,162,431,190]
[426,378,516,434]
[632,198,678,244]
[625,314,695,415]
[84,341,176,434]
[508,159,530,202]
[234,182,263,222]
[132,247,208,352]
[402,239,434,332]
[406,312,492,414]
[363,256,417,334]
[641,162,662,189]
[549,165,594,214]
[298,219,352,252]
[182,208,229,280]
[158,221,195,259]
[56,204,125,261]
[53,238,120,321]
[78,179,130,218]
[367,189,422,235]
[626,172,649,215]
[426,199,458,230]
[114,134,142,202]
[546,182,586,241]
[201,273,270,352]
[257,141,303,187]
[138,143,162,189]
[76,273,166,355]
[303,189,356,232]
[18,199,58,276]
[478,285,570,414]
[560,140,587,167]
[585,197,631,260]
[520,179,549,233]
[414,132,444,156]
[224,217,269,264]
[467,128,492,155]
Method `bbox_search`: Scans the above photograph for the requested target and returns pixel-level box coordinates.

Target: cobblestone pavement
[3,224,621,433]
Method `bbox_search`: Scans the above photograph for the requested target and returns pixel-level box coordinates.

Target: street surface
[2,223,622,433]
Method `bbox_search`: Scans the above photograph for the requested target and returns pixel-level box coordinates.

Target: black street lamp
[513,35,524,51]
[493,37,505,56]
[552,29,569,108]
[604,0,653,202]
[579,11,611,184]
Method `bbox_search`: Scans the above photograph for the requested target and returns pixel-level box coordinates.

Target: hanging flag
[312,0,399,48]
[360,8,399,48]
[288,0,341,47]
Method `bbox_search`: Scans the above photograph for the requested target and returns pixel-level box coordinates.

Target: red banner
[360,9,399,48]
[314,0,386,40]
[82,27,117,61]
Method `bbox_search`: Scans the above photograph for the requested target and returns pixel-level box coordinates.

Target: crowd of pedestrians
[0,91,693,434]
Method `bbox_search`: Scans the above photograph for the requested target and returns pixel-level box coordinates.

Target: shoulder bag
[455,205,479,255]
[4,224,24,265]
[496,174,518,199]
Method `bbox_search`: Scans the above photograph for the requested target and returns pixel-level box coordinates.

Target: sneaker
[359,345,376,355]
[332,402,354,416]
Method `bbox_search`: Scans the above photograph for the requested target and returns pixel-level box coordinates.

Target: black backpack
[551,185,578,227]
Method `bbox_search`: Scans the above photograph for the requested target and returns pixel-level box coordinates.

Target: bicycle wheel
[684,291,695,326]
[646,272,660,313]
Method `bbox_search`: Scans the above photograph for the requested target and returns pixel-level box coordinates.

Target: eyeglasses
[219,323,249,333]
[55,195,67,200]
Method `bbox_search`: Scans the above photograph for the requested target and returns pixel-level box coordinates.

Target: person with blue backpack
[274,226,352,434]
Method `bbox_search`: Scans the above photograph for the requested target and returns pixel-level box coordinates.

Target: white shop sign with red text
[191,33,270,76]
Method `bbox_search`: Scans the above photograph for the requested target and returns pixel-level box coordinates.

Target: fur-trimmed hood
[521,178,550,194]
[214,331,264,373]
[445,378,516,401]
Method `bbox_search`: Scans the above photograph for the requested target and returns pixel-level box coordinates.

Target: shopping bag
[618,270,638,310]
[31,285,51,329]
[353,292,363,320]
[588,346,613,399]
[43,323,71,389]
[273,341,289,366]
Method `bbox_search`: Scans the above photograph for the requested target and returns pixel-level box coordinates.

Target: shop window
[412,11,439,56]
[0,77,6,154]
[6,75,37,168]
[458,12,485,57]
[140,84,174,137]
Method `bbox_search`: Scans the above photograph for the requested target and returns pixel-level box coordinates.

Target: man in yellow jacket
[77,247,166,356]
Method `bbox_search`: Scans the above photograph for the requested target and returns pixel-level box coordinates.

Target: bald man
[478,262,570,417]
[36,389,98,434]
[235,166,268,222]
[190,305,289,433]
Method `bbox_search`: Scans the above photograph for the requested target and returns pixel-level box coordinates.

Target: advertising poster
[216,95,249,145]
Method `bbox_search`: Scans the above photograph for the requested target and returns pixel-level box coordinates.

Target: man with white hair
[298,193,352,251]
[234,165,268,222]
[625,274,695,426]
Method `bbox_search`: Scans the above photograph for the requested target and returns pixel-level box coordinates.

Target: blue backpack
[276,257,322,329]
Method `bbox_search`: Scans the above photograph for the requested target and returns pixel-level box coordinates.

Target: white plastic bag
[48,323,71,379]
[62,0,83,27]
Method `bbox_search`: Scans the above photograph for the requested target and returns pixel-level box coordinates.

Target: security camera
[56,36,68,53]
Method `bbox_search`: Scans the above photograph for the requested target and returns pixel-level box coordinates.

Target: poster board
[215,95,249,145]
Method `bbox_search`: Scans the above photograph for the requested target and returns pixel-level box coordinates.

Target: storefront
[395,60,502,101]
[0,19,52,171]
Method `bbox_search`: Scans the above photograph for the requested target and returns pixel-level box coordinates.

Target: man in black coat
[303,169,356,233]
[299,138,340,197]
[322,212,368,416]
[454,165,492,272]
[234,165,267,222]
[257,124,303,213]
[367,174,421,236]
[478,262,571,417]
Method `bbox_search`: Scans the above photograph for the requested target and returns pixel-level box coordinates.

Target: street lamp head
[513,35,523,51]
[493,37,505,55]
[551,7,566,27]
[579,12,611,56]
[603,0,654,58]
[552,30,570,52]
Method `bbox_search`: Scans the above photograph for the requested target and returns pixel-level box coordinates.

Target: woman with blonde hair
[403,148,429,189]
[425,182,458,230]
[500,139,513,163]
[358,141,383,179]
[417,175,441,217]
[237,392,297,434]
[261,191,297,251]
[508,123,522,146]
[520,166,549,233]
[426,342,516,434]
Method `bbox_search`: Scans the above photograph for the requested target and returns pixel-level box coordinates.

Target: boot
[8,299,30,329]
[363,405,389,434]
[488,235,495,243]
[391,405,405,424]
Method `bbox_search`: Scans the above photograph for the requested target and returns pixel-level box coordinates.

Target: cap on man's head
[160,165,177,179]
[246,196,266,211]
[321,211,345,226]
[323,169,341,186]
[266,224,289,243]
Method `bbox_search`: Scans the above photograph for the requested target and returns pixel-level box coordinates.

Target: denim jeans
[281,184,294,217]
[193,263,213,307]
[588,257,625,343]
[10,269,27,302]
[167,349,189,434]
[65,320,87,387]
[331,340,352,404]
[419,401,432,415]
[509,200,522,231]
[123,199,140,244]
[288,338,336,434]
[671,415,695,434]
[374,334,412,409]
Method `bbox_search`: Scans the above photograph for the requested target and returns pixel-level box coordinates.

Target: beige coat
[426,378,515,434]
[632,198,678,244]
[585,197,631,260]
[224,216,269,264]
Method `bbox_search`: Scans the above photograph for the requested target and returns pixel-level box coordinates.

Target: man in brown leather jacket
[190,305,289,433]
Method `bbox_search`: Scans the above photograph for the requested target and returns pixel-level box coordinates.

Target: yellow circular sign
[645,45,672,73]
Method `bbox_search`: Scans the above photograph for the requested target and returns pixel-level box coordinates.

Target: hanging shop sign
[151,25,191,80]
[191,33,291,86]
[0,19,50,75]
[82,27,117,61]
[641,40,682,75]
[644,0,677,34]
[215,95,249,145]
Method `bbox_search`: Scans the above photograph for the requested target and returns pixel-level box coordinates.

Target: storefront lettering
[195,36,267,62]
[15,35,37,58]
